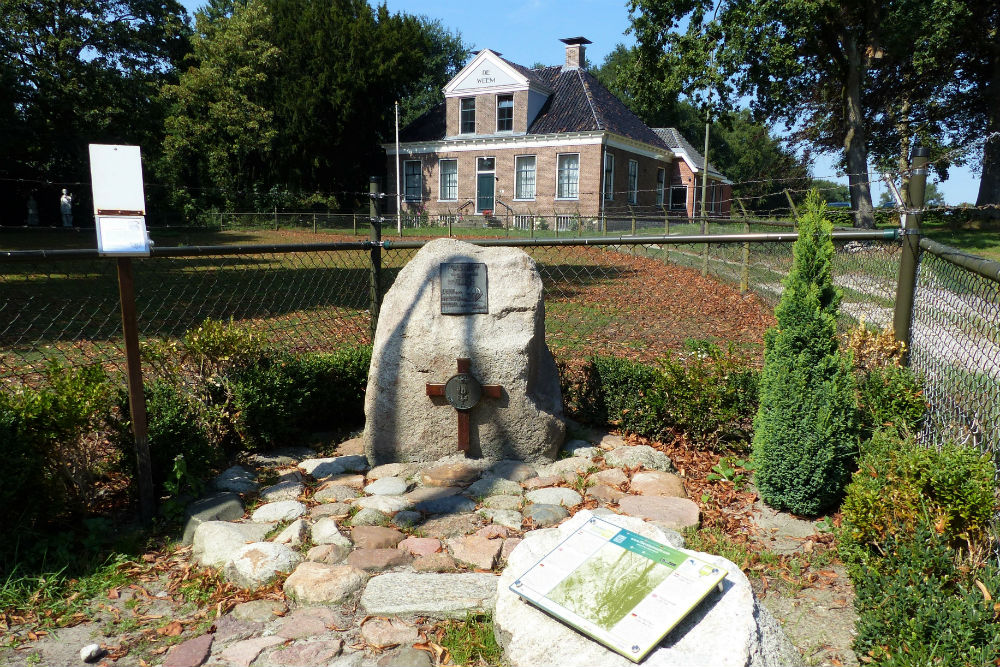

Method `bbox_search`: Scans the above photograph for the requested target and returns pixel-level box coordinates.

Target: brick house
[384,37,731,229]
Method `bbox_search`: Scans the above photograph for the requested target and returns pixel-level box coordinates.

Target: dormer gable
[443,49,552,137]
[445,50,530,97]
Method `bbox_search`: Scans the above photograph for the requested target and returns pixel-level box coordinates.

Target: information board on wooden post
[89,143,154,522]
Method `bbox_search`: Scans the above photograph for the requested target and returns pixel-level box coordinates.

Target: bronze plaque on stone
[444,373,482,410]
[440,262,488,315]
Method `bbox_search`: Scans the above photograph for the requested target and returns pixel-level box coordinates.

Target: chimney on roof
[560,36,592,71]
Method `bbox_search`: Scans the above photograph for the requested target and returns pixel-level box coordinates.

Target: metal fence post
[740,221,750,293]
[369,177,382,343]
[313,212,317,234]
[701,216,709,277]
[116,258,154,523]
[893,146,929,356]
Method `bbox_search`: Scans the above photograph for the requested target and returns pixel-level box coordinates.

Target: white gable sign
[447,50,527,94]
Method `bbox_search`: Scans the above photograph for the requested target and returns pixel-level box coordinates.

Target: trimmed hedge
[569,342,759,449]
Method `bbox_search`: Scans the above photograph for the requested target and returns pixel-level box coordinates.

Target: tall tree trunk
[844,32,875,228]
[975,53,1000,218]
[896,96,912,207]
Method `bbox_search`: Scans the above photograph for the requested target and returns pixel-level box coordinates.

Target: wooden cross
[426,357,503,453]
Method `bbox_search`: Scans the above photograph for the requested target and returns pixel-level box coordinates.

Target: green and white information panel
[510,514,727,662]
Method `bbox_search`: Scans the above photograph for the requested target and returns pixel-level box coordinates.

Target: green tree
[0,0,189,220]
[752,191,858,516]
[594,45,810,213]
[264,0,467,199]
[877,180,945,207]
[160,0,281,213]
[812,179,851,203]
[627,0,951,228]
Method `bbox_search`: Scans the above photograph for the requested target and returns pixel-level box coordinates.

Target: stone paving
[165,432,700,667]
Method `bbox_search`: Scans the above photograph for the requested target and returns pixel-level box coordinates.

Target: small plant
[160,454,205,523]
[435,613,503,667]
[706,457,752,489]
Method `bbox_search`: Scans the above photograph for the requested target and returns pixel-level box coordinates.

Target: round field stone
[260,480,303,502]
[586,484,625,503]
[413,553,459,572]
[484,460,537,482]
[347,548,413,572]
[367,462,418,481]
[525,487,582,507]
[590,468,628,487]
[482,494,523,511]
[391,510,422,528]
[398,536,442,557]
[414,495,477,515]
[479,508,523,531]
[467,477,523,498]
[365,477,409,496]
[283,562,368,604]
[351,526,406,549]
[312,517,351,546]
[604,445,674,472]
[630,470,687,497]
[350,508,392,526]
[354,495,413,514]
[251,500,305,523]
[522,503,568,527]
[522,475,562,490]
[447,535,502,570]
[314,484,360,503]
[360,572,499,619]
[420,463,481,487]
[213,466,258,494]
[361,618,420,648]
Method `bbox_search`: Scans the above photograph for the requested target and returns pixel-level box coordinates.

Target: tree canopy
[626,0,995,224]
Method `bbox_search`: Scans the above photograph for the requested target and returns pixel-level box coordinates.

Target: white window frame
[628,159,639,204]
[556,153,580,200]
[496,94,514,133]
[438,159,458,201]
[603,152,615,201]
[403,160,422,202]
[656,167,666,206]
[514,155,536,201]
[460,97,476,134]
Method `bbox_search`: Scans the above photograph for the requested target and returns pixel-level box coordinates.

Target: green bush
[840,430,995,568]
[0,363,115,527]
[857,365,926,437]
[852,518,1000,667]
[142,381,222,490]
[569,342,759,449]
[230,346,371,449]
[752,191,859,516]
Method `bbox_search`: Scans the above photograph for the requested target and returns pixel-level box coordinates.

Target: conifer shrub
[751,191,859,515]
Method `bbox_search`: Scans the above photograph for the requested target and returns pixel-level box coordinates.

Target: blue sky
[179,0,981,205]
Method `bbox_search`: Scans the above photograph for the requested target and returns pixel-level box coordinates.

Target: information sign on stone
[440,262,488,314]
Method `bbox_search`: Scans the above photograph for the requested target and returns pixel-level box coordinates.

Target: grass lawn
[920,217,1000,262]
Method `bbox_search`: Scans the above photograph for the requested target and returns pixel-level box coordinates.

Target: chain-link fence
[909,239,1000,468]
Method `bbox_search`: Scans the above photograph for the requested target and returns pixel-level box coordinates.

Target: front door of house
[476,157,495,213]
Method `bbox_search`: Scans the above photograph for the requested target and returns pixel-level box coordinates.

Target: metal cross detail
[425,358,503,453]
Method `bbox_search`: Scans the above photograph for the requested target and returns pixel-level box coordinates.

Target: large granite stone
[223,542,301,589]
[364,238,565,464]
[361,572,499,618]
[191,521,275,568]
[182,492,244,545]
[495,511,797,667]
[283,562,367,604]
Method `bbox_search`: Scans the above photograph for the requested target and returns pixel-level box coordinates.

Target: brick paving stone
[585,484,625,503]
[412,553,459,572]
[629,470,687,497]
[163,633,212,667]
[590,468,628,487]
[617,495,700,531]
[351,526,405,549]
[521,475,562,490]
[268,640,343,666]
[447,535,502,570]
[274,606,339,639]
[219,636,285,667]
[361,618,420,648]
[397,537,442,557]
[347,548,413,572]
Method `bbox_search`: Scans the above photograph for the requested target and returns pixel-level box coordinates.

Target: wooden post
[116,258,154,523]
[629,205,636,236]
[784,190,799,227]
[740,221,750,293]
[353,212,357,236]
[663,206,669,235]
[369,178,382,343]
[701,215,709,277]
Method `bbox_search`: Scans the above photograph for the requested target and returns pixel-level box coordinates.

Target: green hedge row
[566,341,759,450]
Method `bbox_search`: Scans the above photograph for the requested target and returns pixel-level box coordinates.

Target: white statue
[26,195,39,226]
[60,189,73,227]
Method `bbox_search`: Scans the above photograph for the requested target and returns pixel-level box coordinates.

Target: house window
[656,168,666,206]
[628,160,638,204]
[669,183,688,212]
[439,159,457,201]
[514,155,535,200]
[603,153,614,201]
[403,160,422,201]
[460,97,476,134]
[496,95,513,132]
[556,153,579,199]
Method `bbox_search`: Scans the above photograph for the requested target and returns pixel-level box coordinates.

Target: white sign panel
[96,216,150,257]
[89,144,146,215]
[510,510,727,662]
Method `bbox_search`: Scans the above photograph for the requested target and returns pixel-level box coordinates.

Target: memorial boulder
[364,238,564,464]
